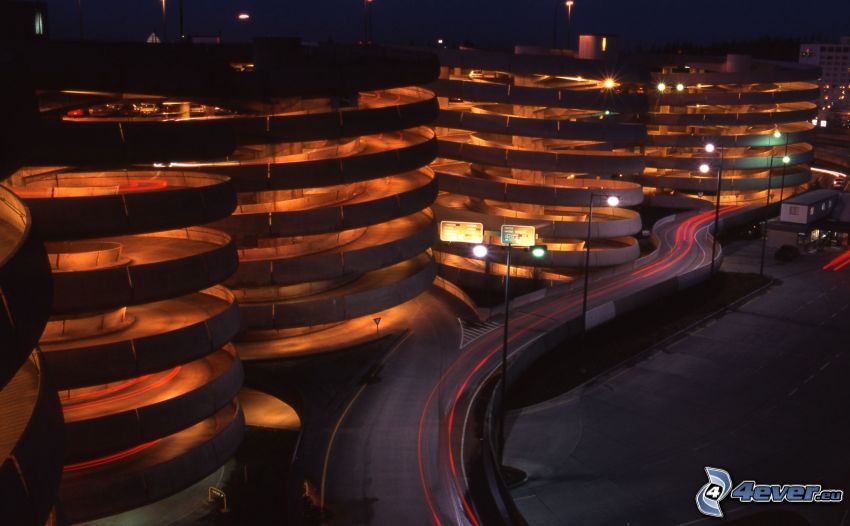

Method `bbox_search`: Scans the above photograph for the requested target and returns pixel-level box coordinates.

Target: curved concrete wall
[60,402,245,523]
[50,227,238,313]
[0,188,53,387]
[43,287,241,390]
[239,253,437,330]
[0,354,65,526]
[17,171,236,240]
[63,345,243,461]
[230,213,435,287]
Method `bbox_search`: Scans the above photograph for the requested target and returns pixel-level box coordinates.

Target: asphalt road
[315,205,742,525]
[504,239,850,525]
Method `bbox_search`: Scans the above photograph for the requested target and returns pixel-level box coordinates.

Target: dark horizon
[44,0,850,50]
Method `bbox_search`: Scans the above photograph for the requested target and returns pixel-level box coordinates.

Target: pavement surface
[504,238,850,525]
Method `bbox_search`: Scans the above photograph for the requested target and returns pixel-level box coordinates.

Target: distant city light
[699,163,711,174]
[705,143,716,153]
[675,83,685,92]
[237,12,250,20]
[437,38,444,45]
[472,245,488,258]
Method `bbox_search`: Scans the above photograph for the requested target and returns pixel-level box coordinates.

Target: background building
[800,36,850,125]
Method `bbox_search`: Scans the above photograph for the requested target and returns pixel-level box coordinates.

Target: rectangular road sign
[500,224,535,246]
[439,221,484,244]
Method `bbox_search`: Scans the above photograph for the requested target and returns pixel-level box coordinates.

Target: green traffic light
[531,246,547,258]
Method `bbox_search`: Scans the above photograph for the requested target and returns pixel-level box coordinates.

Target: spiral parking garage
[424,47,819,290]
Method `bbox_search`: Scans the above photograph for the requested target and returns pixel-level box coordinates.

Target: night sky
[46,0,850,49]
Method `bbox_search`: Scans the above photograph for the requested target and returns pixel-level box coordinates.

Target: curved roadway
[319,204,745,525]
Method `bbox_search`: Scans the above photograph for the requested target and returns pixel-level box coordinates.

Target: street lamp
[758,131,781,278]
[565,1,575,50]
[160,0,167,42]
[581,193,620,333]
[702,142,725,276]
[470,237,545,456]
[657,82,667,93]
[237,12,250,20]
[363,0,374,44]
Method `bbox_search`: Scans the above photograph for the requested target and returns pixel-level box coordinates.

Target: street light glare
[531,246,547,258]
[699,163,711,174]
[783,155,791,164]
[657,82,667,93]
[237,12,250,20]
[472,244,488,258]
[675,83,685,92]
[705,143,716,153]
[773,130,782,139]
[602,78,616,89]
[606,195,620,207]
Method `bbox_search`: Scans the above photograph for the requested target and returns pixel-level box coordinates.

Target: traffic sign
[500,224,535,246]
[440,221,484,244]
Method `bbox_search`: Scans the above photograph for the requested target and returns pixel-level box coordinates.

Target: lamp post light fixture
[237,12,250,21]
[703,142,725,276]
[657,82,667,93]
[580,193,619,334]
[759,131,780,278]
[565,0,575,50]
[676,82,685,92]
[469,233,545,457]
[363,0,374,44]
[160,0,167,42]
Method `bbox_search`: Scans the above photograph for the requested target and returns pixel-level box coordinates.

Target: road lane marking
[319,331,413,511]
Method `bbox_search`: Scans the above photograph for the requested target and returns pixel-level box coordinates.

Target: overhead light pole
[759,130,781,277]
[471,230,546,457]
[702,142,725,276]
[363,0,374,44]
[581,193,620,334]
[160,0,167,42]
[77,0,84,40]
[565,1,574,50]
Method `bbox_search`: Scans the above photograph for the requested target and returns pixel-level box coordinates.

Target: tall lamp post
[565,1,574,51]
[581,193,620,333]
[758,130,782,277]
[363,0,374,44]
[471,239,546,455]
[701,142,725,276]
[160,0,167,42]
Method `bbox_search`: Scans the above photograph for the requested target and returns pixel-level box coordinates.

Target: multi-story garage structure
[1,34,439,521]
[643,54,819,206]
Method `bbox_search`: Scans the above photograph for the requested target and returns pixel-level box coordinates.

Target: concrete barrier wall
[648,128,815,148]
[632,170,811,192]
[0,354,64,526]
[216,174,437,238]
[22,177,237,240]
[63,346,243,461]
[649,87,820,106]
[436,171,644,207]
[432,203,643,239]
[230,215,435,286]
[438,140,645,175]
[239,255,436,329]
[0,188,53,388]
[647,107,816,127]
[438,236,640,268]
[436,110,647,144]
[646,148,814,171]
[60,403,245,523]
[429,79,647,113]
[43,287,241,390]
[50,228,238,313]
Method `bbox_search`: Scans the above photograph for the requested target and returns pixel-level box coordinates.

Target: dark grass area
[507,271,771,410]
[213,426,299,525]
